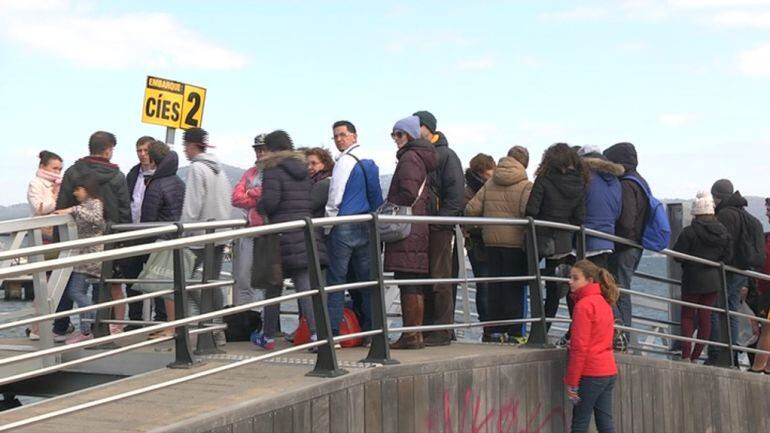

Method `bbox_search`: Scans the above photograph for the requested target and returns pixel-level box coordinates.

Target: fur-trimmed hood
[257,150,307,179]
[583,157,625,177]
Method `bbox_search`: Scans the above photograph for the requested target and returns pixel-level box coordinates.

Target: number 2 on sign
[181,84,206,129]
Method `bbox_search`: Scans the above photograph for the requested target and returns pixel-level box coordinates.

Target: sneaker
[65,332,93,344]
[214,330,227,347]
[66,323,75,334]
[25,328,40,341]
[555,335,570,349]
[285,330,296,343]
[488,332,506,343]
[109,324,124,335]
[308,334,318,353]
[53,333,68,343]
[507,335,527,345]
[250,331,276,350]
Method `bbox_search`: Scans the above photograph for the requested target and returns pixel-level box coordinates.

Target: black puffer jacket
[141,151,185,223]
[674,218,733,294]
[428,132,465,227]
[525,169,586,255]
[715,191,749,267]
[258,151,327,272]
[603,142,650,250]
[310,169,332,218]
[57,156,130,224]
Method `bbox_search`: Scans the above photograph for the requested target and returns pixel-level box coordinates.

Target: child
[54,175,107,344]
[673,191,731,363]
[565,259,619,433]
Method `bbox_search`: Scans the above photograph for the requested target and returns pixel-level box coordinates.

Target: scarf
[37,168,62,185]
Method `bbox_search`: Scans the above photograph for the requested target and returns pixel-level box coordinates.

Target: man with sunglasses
[413,110,465,346]
[325,121,384,341]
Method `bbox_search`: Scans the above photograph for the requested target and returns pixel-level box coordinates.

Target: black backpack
[735,208,766,270]
[223,307,263,342]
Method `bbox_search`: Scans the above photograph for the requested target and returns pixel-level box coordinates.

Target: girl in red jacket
[565,259,619,433]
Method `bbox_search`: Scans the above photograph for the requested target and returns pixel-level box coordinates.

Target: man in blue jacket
[325,120,383,338]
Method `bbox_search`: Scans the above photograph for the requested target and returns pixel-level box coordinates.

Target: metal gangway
[0,212,769,431]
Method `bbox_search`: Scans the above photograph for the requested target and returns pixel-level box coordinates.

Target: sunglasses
[390,131,405,139]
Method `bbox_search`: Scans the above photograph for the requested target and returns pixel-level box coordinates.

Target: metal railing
[1,212,770,429]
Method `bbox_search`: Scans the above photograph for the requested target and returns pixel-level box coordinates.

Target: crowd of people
[23,113,770,370]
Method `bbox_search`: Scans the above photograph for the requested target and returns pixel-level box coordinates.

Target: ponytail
[572,259,619,305]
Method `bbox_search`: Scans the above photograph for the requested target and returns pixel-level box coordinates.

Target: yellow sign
[141,76,206,130]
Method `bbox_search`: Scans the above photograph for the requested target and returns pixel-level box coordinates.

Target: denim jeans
[325,223,372,334]
[571,376,617,433]
[62,272,95,334]
[707,273,747,363]
[608,248,643,328]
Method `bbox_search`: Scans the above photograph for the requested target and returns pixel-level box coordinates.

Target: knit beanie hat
[577,144,603,158]
[264,130,294,152]
[507,145,530,168]
[710,179,734,201]
[412,110,437,134]
[692,191,715,216]
[393,116,421,141]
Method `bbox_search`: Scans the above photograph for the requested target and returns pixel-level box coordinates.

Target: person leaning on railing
[749,198,770,373]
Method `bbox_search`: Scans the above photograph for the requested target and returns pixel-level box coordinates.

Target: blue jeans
[59,272,95,334]
[608,248,642,328]
[325,223,372,334]
[707,273,747,363]
[571,376,616,433]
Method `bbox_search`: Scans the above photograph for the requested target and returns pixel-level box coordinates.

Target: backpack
[735,208,766,270]
[622,176,671,252]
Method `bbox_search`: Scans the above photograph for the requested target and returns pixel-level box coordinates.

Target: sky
[1,0,769,206]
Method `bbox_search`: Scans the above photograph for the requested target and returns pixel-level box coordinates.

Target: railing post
[525,218,550,347]
[715,263,735,368]
[168,223,199,369]
[303,218,347,377]
[362,214,399,365]
[194,226,224,355]
[576,226,587,261]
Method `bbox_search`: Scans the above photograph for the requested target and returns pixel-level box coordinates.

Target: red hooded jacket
[565,282,618,387]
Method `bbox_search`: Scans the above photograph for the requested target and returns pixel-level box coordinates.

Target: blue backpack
[622,176,671,252]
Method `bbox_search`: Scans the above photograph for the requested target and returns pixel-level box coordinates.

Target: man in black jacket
[706,179,752,364]
[54,131,131,337]
[603,142,649,335]
[413,110,465,346]
[123,136,165,327]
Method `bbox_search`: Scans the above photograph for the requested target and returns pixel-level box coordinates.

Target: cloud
[669,0,770,7]
[456,56,495,71]
[658,113,692,125]
[0,1,248,70]
[711,10,770,26]
[539,7,610,22]
[738,44,770,75]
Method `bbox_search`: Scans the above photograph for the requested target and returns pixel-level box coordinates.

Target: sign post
[141,76,207,147]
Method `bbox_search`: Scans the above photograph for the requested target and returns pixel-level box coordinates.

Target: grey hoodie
[181,152,232,244]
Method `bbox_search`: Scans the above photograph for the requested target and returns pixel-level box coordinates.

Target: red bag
[293,307,363,347]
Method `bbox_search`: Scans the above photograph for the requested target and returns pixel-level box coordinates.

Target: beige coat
[27,176,58,216]
[465,157,533,248]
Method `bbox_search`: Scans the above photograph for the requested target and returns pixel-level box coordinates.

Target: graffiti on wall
[427,387,567,433]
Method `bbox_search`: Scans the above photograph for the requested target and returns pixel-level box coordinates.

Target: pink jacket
[231,166,265,227]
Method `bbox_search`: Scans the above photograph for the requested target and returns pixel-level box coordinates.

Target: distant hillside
[0,203,29,221]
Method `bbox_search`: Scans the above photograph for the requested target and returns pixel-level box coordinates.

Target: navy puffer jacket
[581,156,624,253]
[141,151,185,224]
[258,151,327,272]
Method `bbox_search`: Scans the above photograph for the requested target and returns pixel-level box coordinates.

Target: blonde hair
[572,259,619,304]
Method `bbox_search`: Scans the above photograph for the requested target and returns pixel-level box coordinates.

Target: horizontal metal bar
[0,289,319,367]
[377,215,529,227]
[613,324,730,349]
[0,225,177,262]
[0,220,308,280]
[634,271,681,286]
[384,276,534,286]
[728,308,770,325]
[309,214,373,227]
[176,219,247,231]
[323,281,379,294]
[619,287,726,313]
[0,214,72,235]
[0,338,329,433]
[332,329,382,343]
[390,318,539,333]
[186,280,234,291]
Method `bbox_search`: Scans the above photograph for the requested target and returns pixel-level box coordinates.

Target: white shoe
[53,333,68,343]
[214,331,226,346]
[28,332,40,341]
[109,324,124,335]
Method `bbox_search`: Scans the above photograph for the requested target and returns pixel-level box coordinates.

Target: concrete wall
[157,349,770,433]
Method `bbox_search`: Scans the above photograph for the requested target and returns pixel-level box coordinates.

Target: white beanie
[692,191,715,216]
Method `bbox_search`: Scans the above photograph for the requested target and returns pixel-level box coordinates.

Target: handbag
[133,246,196,296]
[376,179,427,243]
[250,233,283,289]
